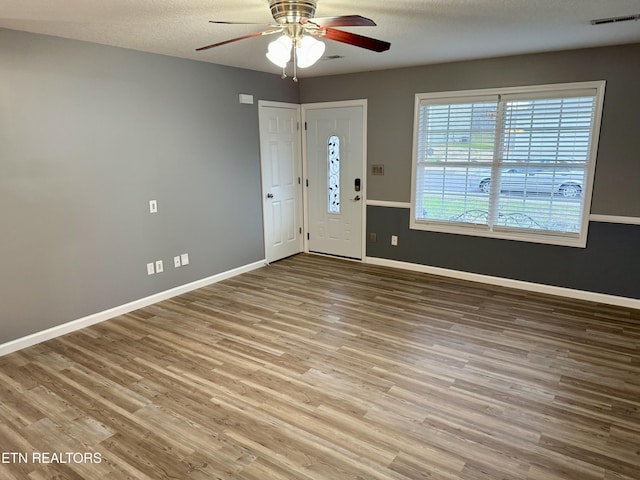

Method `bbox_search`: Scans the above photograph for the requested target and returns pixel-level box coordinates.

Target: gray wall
[300,44,640,299]
[366,206,640,299]
[0,28,298,343]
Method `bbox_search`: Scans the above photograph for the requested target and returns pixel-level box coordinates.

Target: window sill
[410,218,587,248]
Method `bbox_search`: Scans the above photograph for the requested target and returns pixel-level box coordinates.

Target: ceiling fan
[196,0,391,81]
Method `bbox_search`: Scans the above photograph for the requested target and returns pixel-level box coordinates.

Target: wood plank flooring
[1,253,639,479]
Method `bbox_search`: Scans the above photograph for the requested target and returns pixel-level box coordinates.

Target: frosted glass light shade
[296,35,325,68]
[266,35,293,67]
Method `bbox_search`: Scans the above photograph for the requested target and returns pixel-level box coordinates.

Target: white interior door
[304,102,366,260]
[259,101,303,263]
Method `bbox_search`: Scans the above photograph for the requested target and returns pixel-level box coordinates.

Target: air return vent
[591,13,640,25]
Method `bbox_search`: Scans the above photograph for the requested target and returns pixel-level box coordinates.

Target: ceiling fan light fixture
[197,0,390,80]
[296,35,325,68]
[266,35,293,67]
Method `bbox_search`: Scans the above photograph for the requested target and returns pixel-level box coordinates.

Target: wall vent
[591,13,640,25]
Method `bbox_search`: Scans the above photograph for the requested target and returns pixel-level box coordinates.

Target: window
[328,134,340,214]
[410,81,605,247]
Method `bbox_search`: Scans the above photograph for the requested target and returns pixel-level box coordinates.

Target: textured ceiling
[2,0,640,78]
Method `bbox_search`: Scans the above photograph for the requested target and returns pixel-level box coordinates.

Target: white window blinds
[411,82,605,247]
[496,93,596,235]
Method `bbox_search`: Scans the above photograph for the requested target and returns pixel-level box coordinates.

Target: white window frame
[410,81,606,248]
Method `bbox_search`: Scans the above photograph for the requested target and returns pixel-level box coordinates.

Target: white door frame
[301,99,368,260]
[258,100,304,263]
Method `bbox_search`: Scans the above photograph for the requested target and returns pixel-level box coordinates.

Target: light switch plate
[146,263,155,275]
[155,260,164,273]
[372,164,385,176]
[180,253,189,266]
[149,200,158,213]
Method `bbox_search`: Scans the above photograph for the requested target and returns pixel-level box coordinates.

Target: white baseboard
[0,259,266,357]
[365,256,640,310]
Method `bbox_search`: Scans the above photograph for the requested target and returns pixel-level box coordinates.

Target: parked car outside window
[475,168,584,198]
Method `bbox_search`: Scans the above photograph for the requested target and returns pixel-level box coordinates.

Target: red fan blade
[196,28,280,51]
[305,15,376,27]
[319,27,390,52]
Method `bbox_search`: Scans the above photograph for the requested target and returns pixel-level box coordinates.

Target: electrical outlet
[146,263,155,275]
[180,253,189,266]
[149,200,158,213]
[155,260,164,273]
[174,256,181,268]
[391,235,398,246]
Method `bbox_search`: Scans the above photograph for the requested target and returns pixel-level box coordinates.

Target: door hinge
[307,233,310,240]
[298,177,301,185]
[299,227,302,234]
[297,122,300,131]
[306,179,309,187]
[304,121,307,130]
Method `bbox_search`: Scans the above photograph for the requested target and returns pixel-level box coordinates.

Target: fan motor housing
[269,0,317,23]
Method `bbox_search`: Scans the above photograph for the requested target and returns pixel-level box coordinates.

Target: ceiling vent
[590,13,640,25]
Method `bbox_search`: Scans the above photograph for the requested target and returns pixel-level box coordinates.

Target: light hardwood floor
[1,254,639,479]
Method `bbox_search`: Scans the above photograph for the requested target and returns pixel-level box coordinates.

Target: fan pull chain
[292,39,298,82]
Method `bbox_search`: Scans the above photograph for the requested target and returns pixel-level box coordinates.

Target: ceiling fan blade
[320,27,391,53]
[305,15,376,27]
[196,28,280,51]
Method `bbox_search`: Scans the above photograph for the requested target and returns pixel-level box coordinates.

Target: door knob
[266,193,274,198]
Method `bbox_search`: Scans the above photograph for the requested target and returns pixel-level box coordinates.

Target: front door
[304,102,366,260]
[259,101,303,263]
